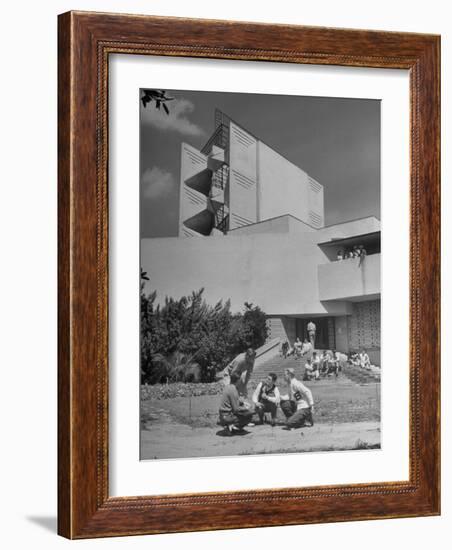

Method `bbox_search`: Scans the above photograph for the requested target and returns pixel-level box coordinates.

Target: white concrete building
[179,110,324,236]
[142,110,381,365]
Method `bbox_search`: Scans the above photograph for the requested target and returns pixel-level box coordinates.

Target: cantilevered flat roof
[317,231,380,247]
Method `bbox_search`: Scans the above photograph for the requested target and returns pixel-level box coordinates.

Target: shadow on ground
[215,428,251,437]
[26,516,57,533]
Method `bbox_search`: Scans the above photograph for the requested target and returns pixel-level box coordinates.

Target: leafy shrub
[140,276,268,384]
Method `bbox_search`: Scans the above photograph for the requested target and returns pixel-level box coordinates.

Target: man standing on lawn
[218,372,253,434]
[226,347,256,398]
[280,368,314,429]
[252,372,280,426]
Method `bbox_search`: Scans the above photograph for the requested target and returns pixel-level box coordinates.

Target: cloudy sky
[140,89,380,238]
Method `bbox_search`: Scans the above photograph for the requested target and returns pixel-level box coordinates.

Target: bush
[140,278,268,384]
[228,302,268,356]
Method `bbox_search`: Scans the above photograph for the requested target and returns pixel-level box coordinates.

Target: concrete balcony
[318,253,380,301]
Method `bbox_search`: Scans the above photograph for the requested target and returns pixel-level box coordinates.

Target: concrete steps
[253,353,380,386]
[252,355,304,382]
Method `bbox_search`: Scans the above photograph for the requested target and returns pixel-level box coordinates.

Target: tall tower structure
[179,109,324,237]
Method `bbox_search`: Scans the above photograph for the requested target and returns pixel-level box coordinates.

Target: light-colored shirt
[307,322,316,332]
[301,342,313,355]
[252,381,281,405]
[228,353,254,379]
[289,379,314,410]
[311,357,320,372]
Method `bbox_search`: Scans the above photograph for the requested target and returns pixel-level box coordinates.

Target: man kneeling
[218,372,253,434]
[280,368,314,429]
[252,372,280,426]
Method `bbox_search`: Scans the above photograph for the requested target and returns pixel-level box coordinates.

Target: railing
[254,337,282,368]
[201,124,229,155]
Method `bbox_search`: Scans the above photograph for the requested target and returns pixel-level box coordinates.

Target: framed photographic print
[58,11,440,538]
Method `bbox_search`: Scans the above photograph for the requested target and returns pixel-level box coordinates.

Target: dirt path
[141,408,380,459]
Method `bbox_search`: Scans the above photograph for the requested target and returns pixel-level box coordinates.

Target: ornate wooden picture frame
[58,11,440,539]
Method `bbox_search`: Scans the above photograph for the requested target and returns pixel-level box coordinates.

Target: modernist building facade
[179,110,324,237]
[142,110,381,365]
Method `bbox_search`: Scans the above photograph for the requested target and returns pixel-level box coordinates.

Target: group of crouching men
[218,348,314,435]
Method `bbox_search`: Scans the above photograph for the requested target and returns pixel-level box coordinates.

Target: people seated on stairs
[320,349,332,377]
[280,368,314,430]
[280,339,289,358]
[252,372,280,426]
[347,349,374,371]
[218,372,254,435]
[327,350,340,377]
[359,349,371,370]
[303,357,320,381]
[311,351,321,378]
[293,337,303,358]
[300,338,313,358]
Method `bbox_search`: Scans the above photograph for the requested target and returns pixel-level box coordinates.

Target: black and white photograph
[1,0,446,546]
[139,88,381,460]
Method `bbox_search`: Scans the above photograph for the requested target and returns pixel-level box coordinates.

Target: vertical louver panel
[228,121,257,230]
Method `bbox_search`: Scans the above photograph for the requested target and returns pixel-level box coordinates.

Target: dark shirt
[258,382,276,402]
[219,384,240,414]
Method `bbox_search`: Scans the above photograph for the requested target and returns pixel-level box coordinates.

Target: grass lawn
[141,377,380,429]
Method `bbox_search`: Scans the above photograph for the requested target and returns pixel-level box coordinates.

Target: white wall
[231,215,316,236]
[258,140,312,222]
[229,121,258,227]
[308,176,325,227]
[316,216,381,242]
[230,124,325,230]
[0,1,450,550]
[318,253,381,300]
[141,230,352,316]
[180,143,209,236]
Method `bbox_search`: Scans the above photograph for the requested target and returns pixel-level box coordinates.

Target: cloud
[142,167,176,199]
[141,97,204,136]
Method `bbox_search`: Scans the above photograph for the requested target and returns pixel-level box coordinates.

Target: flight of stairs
[253,354,380,385]
[252,355,305,382]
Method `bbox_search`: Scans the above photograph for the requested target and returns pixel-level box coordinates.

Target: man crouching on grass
[280,368,314,430]
[252,373,280,426]
[218,372,254,435]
